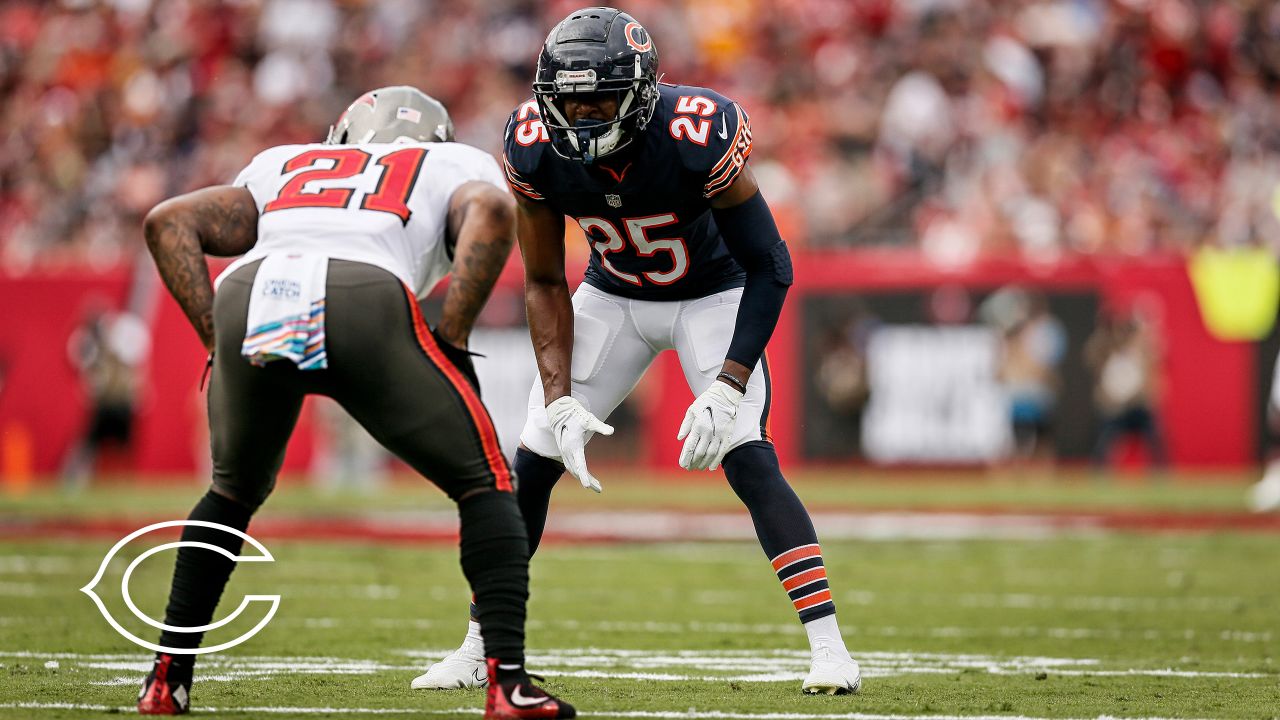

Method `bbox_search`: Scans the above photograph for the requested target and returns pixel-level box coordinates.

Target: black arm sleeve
[711,191,794,371]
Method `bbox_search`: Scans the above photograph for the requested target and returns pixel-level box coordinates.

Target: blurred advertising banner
[802,288,1099,464]
[861,325,1009,463]
[0,251,1263,478]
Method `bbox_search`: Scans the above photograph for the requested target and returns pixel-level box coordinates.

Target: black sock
[513,447,565,556]
[494,661,528,686]
[722,441,836,623]
[467,448,562,621]
[157,490,255,651]
[458,489,529,664]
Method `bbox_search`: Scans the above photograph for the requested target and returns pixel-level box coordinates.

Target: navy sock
[722,441,836,623]
[513,446,565,556]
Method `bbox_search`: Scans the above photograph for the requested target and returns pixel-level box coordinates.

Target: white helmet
[325,86,454,144]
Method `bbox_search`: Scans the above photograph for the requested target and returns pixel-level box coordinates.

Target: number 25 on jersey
[580,214,689,286]
[263,147,428,224]
[668,95,717,146]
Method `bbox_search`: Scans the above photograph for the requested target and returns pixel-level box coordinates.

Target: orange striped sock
[771,543,835,622]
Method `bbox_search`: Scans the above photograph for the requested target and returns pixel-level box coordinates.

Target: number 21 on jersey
[263,147,428,225]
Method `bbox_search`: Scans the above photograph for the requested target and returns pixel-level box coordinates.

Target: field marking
[21,610,1270,643]
[2,649,1270,688]
[0,511,1104,545]
[0,702,1231,719]
[8,505,1280,546]
[314,616,1276,644]
[0,581,37,596]
[579,715,1225,720]
[0,555,75,574]
[949,592,1252,613]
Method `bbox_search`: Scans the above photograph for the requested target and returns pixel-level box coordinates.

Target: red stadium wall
[642,252,1254,470]
[0,251,1256,479]
[0,269,318,478]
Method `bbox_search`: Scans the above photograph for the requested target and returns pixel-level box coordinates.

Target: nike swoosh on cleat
[510,686,551,707]
[717,112,729,139]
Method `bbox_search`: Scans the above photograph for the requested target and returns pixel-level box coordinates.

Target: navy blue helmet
[533,7,659,164]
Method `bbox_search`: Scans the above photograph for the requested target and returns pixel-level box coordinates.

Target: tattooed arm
[437,181,517,349]
[143,186,259,351]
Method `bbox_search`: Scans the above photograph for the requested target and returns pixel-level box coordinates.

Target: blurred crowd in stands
[4,0,1280,274]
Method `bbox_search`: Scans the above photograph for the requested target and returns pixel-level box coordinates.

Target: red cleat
[137,653,191,715]
[483,658,575,719]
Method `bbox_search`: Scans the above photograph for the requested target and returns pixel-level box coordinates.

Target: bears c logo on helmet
[624,21,652,52]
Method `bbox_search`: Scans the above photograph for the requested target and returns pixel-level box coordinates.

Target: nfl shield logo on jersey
[606,194,622,208]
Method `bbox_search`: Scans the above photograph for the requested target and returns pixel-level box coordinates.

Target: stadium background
[3,0,1280,479]
[1,2,1280,719]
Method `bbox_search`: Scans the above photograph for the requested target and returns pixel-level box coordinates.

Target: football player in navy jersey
[415,7,861,695]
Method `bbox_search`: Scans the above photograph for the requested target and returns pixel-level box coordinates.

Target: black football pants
[185,258,529,661]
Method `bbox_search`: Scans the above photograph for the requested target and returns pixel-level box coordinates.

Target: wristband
[716,371,747,394]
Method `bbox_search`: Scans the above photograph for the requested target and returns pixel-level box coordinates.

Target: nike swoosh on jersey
[717,112,729,140]
[510,686,551,707]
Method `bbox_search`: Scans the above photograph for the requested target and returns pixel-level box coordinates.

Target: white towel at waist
[241,253,329,370]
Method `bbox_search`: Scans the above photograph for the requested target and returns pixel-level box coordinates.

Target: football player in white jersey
[138,86,575,719]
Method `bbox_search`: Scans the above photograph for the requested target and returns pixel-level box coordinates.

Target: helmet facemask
[535,56,657,164]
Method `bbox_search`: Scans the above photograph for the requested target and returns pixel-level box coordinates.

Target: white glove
[677,381,744,471]
[546,396,614,493]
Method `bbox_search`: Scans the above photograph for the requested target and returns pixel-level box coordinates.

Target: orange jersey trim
[704,104,754,198]
[504,157,544,200]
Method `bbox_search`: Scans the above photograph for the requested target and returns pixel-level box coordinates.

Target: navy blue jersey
[503,83,752,300]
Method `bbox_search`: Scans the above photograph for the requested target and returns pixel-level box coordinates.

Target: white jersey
[221,141,507,297]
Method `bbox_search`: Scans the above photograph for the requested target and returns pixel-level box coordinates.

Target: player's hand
[431,327,480,392]
[678,381,743,471]
[546,396,614,493]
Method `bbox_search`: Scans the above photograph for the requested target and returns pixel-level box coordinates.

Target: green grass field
[0,472,1277,719]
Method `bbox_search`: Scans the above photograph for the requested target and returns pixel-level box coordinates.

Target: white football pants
[520,283,772,461]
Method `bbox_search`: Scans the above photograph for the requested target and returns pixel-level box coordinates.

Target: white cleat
[1250,472,1280,513]
[802,647,862,695]
[411,638,487,690]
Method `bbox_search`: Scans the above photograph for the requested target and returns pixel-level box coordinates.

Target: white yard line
[2,510,1109,544]
[0,581,37,596]
[0,556,75,574]
[993,669,1273,679]
[0,702,1229,720]
[572,714,1223,720]
[2,649,1271,687]
[279,617,1273,643]
[509,511,1105,542]
[951,592,1250,613]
